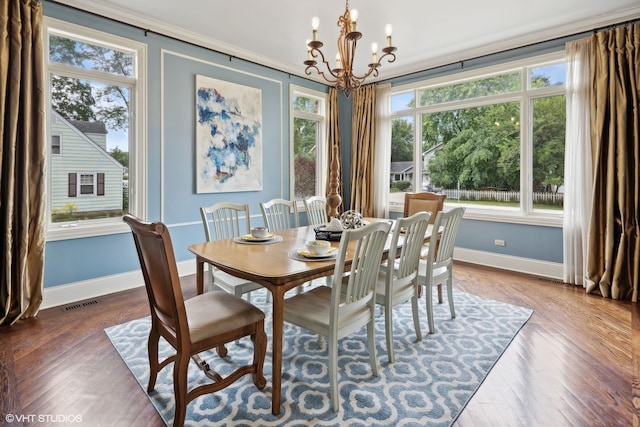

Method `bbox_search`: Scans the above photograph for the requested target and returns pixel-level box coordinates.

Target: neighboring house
[390,143,443,190]
[50,110,125,217]
[390,161,413,186]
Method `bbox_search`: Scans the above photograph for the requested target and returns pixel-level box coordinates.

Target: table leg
[195,257,205,295]
[271,286,285,415]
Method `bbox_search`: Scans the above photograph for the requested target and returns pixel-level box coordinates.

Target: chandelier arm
[310,47,342,80]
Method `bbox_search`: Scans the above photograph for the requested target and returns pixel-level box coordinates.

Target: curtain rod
[45,1,638,88]
[376,17,640,85]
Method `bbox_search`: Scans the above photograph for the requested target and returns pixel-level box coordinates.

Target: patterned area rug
[105,287,532,426]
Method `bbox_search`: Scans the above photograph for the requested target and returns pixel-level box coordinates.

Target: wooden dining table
[188,219,433,415]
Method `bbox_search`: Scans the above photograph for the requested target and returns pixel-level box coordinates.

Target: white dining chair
[199,202,263,301]
[260,198,303,297]
[304,196,328,226]
[260,198,299,232]
[283,220,392,411]
[374,211,431,363]
[417,207,465,334]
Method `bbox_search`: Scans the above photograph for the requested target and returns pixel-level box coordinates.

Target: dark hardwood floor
[1,263,636,426]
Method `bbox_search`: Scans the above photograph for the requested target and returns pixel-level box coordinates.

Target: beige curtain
[326,87,343,218]
[586,23,640,302]
[349,84,377,216]
[373,83,392,218]
[0,0,46,325]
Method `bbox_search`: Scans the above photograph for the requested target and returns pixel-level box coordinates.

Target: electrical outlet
[494,239,506,247]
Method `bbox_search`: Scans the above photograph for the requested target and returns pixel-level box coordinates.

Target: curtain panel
[349,85,377,217]
[563,37,593,287]
[373,83,392,219]
[0,0,47,325]
[586,23,640,302]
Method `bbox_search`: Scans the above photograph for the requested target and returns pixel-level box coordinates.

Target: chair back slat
[334,221,391,312]
[304,196,328,226]
[200,202,251,241]
[391,212,432,281]
[260,198,299,232]
[429,207,465,267]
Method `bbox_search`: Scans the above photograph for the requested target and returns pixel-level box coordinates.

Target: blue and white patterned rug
[105,286,532,426]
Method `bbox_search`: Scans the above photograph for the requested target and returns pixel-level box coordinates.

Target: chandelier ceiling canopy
[304,1,397,97]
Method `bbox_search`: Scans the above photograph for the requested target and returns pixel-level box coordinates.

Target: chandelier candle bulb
[350,9,358,31]
[371,42,378,63]
[336,53,342,69]
[385,24,393,47]
[312,17,319,41]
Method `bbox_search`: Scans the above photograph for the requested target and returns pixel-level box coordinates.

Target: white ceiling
[55,0,640,83]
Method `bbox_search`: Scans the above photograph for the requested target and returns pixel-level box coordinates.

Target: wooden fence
[442,189,563,206]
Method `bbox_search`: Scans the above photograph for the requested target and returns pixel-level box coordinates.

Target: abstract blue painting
[195,75,262,193]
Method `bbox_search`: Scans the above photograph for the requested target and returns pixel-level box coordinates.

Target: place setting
[233,226,283,244]
[288,239,338,262]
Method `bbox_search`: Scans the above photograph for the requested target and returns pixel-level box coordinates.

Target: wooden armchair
[123,214,267,427]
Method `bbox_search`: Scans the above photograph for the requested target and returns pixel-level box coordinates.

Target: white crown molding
[377,6,640,82]
[51,1,640,84]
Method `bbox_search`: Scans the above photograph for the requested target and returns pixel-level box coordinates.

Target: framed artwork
[195,75,263,193]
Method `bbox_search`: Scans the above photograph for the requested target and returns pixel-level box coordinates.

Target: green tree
[532,95,565,192]
[426,102,521,190]
[109,147,129,168]
[49,35,130,130]
[390,118,413,161]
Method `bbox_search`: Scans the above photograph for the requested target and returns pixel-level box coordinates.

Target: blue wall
[42,2,326,288]
[42,2,568,290]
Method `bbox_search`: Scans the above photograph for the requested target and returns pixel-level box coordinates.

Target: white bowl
[306,240,331,255]
[250,227,268,238]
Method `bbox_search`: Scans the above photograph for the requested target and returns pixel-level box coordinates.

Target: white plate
[297,247,338,259]
[241,233,275,242]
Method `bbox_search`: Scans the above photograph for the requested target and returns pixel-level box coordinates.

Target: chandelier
[304,1,397,97]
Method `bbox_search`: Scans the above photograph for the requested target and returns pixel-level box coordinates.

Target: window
[45,19,146,240]
[388,54,566,224]
[290,85,327,205]
[51,135,61,155]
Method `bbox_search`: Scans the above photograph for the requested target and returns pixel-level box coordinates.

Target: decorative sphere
[340,210,364,229]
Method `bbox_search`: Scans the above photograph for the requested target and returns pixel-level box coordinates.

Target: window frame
[51,134,62,155]
[389,52,566,227]
[289,85,328,211]
[44,18,147,241]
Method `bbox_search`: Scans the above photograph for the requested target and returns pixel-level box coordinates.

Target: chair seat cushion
[185,291,265,343]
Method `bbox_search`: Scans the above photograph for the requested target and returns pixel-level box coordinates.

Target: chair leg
[367,318,379,376]
[437,283,443,304]
[172,352,190,427]
[447,278,456,318]
[426,284,435,334]
[328,337,340,411]
[384,302,395,363]
[251,326,267,389]
[147,326,160,391]
[411,292,423,342]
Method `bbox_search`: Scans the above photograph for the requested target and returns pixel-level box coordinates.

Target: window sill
[46,218,130,241]
[389,202,563,228]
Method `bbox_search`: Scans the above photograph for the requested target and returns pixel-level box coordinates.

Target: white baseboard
[41,259,197,310]
[454,247,563,280]
[42,250,562,309]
